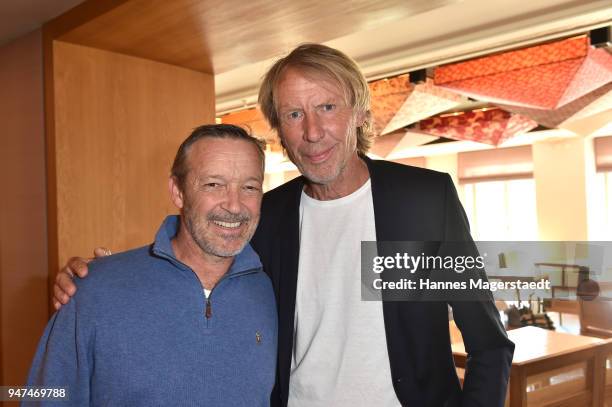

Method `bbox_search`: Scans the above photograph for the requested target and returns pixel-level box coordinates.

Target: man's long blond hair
[258,43,373,154]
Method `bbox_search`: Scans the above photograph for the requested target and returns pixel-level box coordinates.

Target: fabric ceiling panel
[434,36,612,109]
[497,82,612,132]
[382,79,466,135]
[418,108,538,146]
[369,76,466,136]
[369,75,412,135]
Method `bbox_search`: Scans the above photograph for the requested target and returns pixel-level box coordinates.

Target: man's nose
[221,187,242,214]
[303,113,324,143]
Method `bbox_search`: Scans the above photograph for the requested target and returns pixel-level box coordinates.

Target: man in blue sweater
[26,124,277,406]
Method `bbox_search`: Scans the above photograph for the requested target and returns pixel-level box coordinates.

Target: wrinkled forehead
[275,65,352,106]
[186,138,264,178]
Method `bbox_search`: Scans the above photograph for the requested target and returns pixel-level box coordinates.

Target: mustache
[207,212,251,223]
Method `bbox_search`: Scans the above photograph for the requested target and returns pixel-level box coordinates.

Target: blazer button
[395,377,403,383]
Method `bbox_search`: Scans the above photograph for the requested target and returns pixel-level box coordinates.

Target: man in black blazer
[55,43,513,406]
[254,43,513,407]
[252,157,513,406]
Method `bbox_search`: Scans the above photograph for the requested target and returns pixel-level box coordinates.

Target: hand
[53,247,112,310]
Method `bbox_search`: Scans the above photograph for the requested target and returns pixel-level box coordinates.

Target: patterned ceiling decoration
[382,79,467,135]
[497,82,612,133]
[369,75,413,135]
[568,84,612,122]
[418,108,538,146]
[434,35,612,109]
[369,76,467,136]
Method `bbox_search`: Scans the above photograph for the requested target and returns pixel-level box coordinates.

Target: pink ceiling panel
[498,83,612,129]
[381,79,466,135]
[418,108,538,146]
[369,75,412,135]
[434,36,612,109]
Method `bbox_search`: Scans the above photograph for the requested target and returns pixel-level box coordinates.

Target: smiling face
[170,137,263,258]
[275,67,364,185]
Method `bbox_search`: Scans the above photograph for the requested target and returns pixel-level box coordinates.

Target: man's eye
[244,185,261,192]
[321,104,335,112]
[286,111,302,120]
[204,183,220,188]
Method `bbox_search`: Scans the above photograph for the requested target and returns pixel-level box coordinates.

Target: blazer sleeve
[25,298,94,406]
[441,174,515,407]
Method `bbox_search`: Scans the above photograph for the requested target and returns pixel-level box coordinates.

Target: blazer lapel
[364,156,426,380]
[276,177,304,398]
[364,155,399,241]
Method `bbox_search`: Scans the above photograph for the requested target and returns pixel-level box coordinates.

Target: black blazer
[251,156,514,407]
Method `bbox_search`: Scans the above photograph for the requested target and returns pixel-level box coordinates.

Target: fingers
[67,256,90,278]
[53,276,71,306]
[93,247,112,258]
[53,269,76,307]
[53,256,88,307]
[52,250,107,311]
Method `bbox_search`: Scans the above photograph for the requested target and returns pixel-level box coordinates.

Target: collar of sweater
[151,215,263,276]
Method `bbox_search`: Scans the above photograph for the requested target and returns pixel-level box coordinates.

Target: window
[458,145,537,240]
[462,178,539,240]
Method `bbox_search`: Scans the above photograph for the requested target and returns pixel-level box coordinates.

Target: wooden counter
[452,326,612,406]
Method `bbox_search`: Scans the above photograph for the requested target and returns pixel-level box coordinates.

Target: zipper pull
[205,299,212,319]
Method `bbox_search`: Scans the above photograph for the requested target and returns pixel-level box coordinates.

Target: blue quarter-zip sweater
[26,215,277,406]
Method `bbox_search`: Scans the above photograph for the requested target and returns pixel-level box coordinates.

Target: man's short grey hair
[171,124,266,189]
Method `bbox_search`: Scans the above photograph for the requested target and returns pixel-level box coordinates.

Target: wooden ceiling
[55,0,455,74]
[44,0,612,114]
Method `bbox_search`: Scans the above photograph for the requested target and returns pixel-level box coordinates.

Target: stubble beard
[291,126,358,186]
[183,205,256,258]
[297,153,347,185]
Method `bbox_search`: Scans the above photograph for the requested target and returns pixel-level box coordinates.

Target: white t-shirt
[288,180,401,407]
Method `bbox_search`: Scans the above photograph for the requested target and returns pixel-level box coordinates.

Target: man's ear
[169,176,184,209]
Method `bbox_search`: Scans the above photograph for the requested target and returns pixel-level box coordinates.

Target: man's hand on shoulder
[53,247,112,310]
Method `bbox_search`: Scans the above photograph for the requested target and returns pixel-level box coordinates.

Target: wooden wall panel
[51,41,215,271]
[0,29,48,386]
